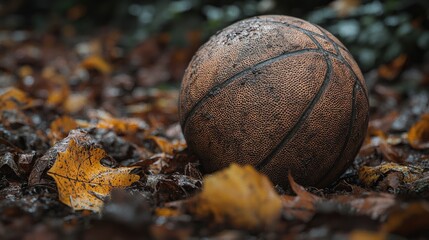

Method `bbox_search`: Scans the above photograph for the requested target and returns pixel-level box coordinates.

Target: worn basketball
[179,15,369,187]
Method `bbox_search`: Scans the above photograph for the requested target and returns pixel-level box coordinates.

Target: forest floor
[1,29,429,239]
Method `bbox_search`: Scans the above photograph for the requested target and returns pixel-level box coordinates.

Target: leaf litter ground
[1,30,429,239]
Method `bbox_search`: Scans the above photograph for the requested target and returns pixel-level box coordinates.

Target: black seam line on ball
[181,47,324,132]
[312,24,370,106]
[255,51,333,170]
[317,81,358,187]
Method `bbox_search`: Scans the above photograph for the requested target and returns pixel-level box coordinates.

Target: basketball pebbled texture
[179,15,369,188]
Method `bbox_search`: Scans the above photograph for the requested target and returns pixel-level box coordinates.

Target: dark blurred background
[1,0,428,85]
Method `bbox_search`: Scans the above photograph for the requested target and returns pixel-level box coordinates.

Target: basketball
[179,15,369,187]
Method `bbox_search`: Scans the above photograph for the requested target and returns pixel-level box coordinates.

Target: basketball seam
[255,30,333,170]
[312,24,370,103]
[181,47,324,132]
[317,81,358,186]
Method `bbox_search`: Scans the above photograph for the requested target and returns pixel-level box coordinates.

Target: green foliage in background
[1,0,428,71]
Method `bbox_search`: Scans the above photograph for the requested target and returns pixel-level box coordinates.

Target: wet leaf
[47,138,140,212]
[191,164,282,229]
[358,162,423,187]
[283,173,321,221]
[407,114,429,149]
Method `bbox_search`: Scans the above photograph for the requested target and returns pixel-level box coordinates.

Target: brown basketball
[179,15,369,187]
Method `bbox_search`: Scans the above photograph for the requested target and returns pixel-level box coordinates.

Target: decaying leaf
[80,55,112,74]
[94,110,148,135]
[283,173,321,221]
[358,162,423,187]
[191,164,282,229]
[47,138,140,212]
[0,88,34,112]
[49,116,78,144]
[407,114,429,149]
[333,192,396,219]
[145,136,185,155]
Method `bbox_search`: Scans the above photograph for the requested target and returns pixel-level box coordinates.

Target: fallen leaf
[378,54,407,80]
[191,164,282,229]
[145,136,186,155]
[47,138,140,212]
[0,88,34,112]
[358,162,423,187]
[333,192,396,219]
[0,152,20,177]
[407,114,429,149]
[282,173,321,221]
[81,55,112,74]
[94,110,148,135]
[49,116,78,144]
[381,202,429,237]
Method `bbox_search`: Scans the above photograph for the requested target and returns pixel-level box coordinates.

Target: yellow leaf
[81,55,112,74]
[145,136,186,155]
[407,114,429,149]
[349,230,386,240]
[192,164,282,229]
[47,139,140,212]
[358,162,423,187]
[0,87,34,112]
[49,116,78,144]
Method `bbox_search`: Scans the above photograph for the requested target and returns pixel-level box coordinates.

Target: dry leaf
[145,136,186,155]
[93,110,148,135]
[333,192,396,219]
[407,114,429,149]
[191,164,282,229]
[81,55,112,74]
[47,139,140,212]
[49,116,78,144]
[283,173,320,221]
[358,162,423,187]
[0,87,34,112]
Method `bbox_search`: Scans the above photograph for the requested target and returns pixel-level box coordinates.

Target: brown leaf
[0,88,34,112]
[191,164,282,229]
[381,202,429,236]
[333,192,396,219]
[378,54,407,80]
[407,114,429,149]
[358,162,423,187]
[47,138,140,212]
[145,136,185,155]
[282,173,321,221]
